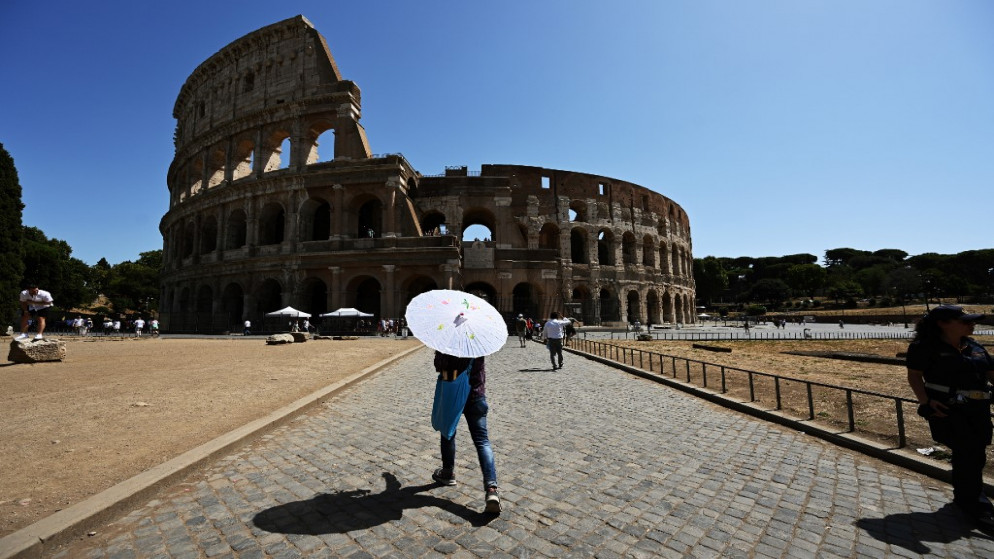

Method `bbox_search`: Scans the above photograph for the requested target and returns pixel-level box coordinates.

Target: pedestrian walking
[243,319,252,335]
[404,289,507,514]
[907,305,994,529]
[515,314,528,347]
[543,312,566,370]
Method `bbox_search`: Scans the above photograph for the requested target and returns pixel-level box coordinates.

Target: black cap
[927,305,985,322]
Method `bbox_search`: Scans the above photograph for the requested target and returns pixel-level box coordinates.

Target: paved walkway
[51,340,994,558]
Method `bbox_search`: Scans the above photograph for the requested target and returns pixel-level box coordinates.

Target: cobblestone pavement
[53,340,994,558]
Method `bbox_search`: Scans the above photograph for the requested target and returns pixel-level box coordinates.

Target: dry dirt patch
[0,336,421,538]
[604,336,994,470]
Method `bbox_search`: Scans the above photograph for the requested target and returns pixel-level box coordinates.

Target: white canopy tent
[265,306,311,318]
[320,307,374,318]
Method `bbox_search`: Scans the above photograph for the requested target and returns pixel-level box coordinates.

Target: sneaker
[16,333,28,340]
[485,487,502,513]
[432,468,456,486]
[33,334,44,340]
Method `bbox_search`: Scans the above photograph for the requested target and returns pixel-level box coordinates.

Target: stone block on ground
[266,334,294,345]
[290,332,308,343]
[8,338,67,363]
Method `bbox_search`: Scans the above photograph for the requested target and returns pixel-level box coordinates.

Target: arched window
[622,232,637,265]
[570,228,588,264]
[226,210,247,249]
[200,216,218,254]
[642,235,655,267]
[597,230,615,266]
[259,203,285,245]
[538,223,559,251]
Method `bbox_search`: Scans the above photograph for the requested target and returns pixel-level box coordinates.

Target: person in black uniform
[907,305,994,528]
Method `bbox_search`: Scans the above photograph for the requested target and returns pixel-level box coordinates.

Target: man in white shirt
[543,312,567,370]
[134,317,146,337]
[18,284,54,340]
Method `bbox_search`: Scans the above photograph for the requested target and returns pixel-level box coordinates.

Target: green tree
[785,264,826,298]
[21,226,94,310]
[104,250,161,313]
[0,143,25,323]
[693,256,728,306]
[747,278,791,307]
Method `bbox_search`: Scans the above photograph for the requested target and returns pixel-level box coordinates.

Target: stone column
[332,184,345,240]
[384,178,399,238]
[329,266,342,310]
[382,265,396,318]
[495,196,512,249]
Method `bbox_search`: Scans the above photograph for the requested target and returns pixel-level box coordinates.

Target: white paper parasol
[265,306,311,318]
[404,290,508,357]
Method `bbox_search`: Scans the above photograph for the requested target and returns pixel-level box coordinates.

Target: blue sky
[2,0,992,266]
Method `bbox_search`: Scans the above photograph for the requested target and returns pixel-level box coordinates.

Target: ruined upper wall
[172,15,347,149]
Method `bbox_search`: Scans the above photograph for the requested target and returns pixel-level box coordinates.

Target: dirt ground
[0,335,421,538]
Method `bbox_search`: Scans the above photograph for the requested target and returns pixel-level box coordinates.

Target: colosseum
[159,15,695,333]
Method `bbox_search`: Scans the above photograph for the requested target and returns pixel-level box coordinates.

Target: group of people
[15,282,156,340]
[513,312,576,368]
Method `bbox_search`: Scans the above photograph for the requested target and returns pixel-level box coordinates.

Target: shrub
[744,304,767,316]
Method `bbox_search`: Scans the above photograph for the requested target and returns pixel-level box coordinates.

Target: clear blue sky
[2,0,992,266]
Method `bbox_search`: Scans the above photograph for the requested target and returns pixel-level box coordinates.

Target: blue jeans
[440,396,498,489]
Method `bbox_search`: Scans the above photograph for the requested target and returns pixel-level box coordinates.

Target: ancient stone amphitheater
[159,15,695,333]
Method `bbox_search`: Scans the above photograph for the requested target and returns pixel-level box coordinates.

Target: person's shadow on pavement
[856,503,994,555]
[252,472,497,535]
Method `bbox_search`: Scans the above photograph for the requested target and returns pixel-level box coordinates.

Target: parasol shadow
[252,472,497,535]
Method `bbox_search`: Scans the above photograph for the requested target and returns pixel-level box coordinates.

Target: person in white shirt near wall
[18,283,54,341]
[543,312,566,370]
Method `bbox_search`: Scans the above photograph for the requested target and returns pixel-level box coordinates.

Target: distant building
[159,16,695,333]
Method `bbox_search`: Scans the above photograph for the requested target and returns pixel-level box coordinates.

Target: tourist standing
[907,305,994,529]
[134,317,146,337]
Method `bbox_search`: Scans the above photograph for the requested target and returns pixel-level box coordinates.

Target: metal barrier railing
[571,338,991,450]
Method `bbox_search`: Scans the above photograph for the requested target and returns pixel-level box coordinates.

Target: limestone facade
[159,15,695,332]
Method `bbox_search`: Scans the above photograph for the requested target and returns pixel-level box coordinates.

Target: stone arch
[674,294,685,324]
[178,286,191,312]
[196,285,213,313]
[221,282,244,321]
[671,245,680,275]
[570,227,588,264]
[662,290,674,323]
[262,127,292,172]
[299,197,332,241]
[231,137,255,181]
[646,289,660,324]
[352,195,383,238]
[626,290,641,323]
[348,276,382,317]
[258,202,286,245]
[599,287,620,322]
[200,215,218,254]
[206,145,226,189]
[597,229,615,266]
[226,209,247,249]
[182,221,195,259]
[189,158,204,198]
[255,278,283,313]
[571,285,595,324]
[466,282,498,305]
[461,208,497,243]
[402,275,438,310]
[538,222,559,251]
[421,211,447,236]
[511,282,541,319]
[568,200,587,222]
[304,118,336,165]
[622,232,637,265]
[642,235,655,267]
[299,277,328,316]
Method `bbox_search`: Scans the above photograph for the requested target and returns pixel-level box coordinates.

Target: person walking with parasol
[405,290,508,514]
